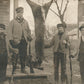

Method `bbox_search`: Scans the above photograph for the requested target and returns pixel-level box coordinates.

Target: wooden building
[0,0,18,27]
[0,0,10,26]
[78,0,84,26]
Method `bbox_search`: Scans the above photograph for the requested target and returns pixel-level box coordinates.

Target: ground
[2,27,82,84]
[44,46,81,84]
[5,44,81,84]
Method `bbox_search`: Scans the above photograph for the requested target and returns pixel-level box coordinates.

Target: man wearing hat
[8,7,32,73]
[77,24,84,84]
[45,23,73,84]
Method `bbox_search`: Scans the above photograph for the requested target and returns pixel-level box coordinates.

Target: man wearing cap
[45,23,73,84]
[8,7,32,73]
[77,25,84,84]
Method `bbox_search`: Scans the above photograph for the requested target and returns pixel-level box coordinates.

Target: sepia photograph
[0,0,83,84]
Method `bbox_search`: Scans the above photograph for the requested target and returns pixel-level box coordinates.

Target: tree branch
[62,0,69,17]
[60,0,63,12]
[50,8,60,17]
[54,0,61,15]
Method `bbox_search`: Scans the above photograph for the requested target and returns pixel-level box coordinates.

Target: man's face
[17,11,23,18]
[58,27,64,34]
[81,28,84,36]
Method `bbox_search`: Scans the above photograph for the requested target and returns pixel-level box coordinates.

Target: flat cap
[57,23,66,28]
[79,24,84,30]
[0,24,5,29]
[16,7,23,13]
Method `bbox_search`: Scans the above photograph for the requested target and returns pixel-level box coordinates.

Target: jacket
[45,33,70,53]
[7,18,31,44]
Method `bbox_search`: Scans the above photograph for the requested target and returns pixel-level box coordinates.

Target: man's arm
[7,20,19,54]
[24,21,32,41]
[44,36,55,48]
[66,35,70,47]
[7,20,14,41]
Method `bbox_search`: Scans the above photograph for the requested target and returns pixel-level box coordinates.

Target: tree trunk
[60,15,66,28]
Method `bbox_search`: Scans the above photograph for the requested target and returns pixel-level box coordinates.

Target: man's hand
[69,55,74,58]
[11,48,19,54]
[28,36,32,42]
[63,40,67,44]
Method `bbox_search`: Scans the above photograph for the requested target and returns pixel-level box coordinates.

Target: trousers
[12,39,27,72]
[79,61,84,84]
[54,52,66,83]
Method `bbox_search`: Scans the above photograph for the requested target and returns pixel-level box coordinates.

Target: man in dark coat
[45,23,73,84]
[8,7,32,74]
[78,25,84,84]
[0,24,8,82]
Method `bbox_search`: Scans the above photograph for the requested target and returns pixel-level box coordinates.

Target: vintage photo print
[0,0,83,84]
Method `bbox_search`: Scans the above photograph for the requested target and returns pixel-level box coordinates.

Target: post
[14,0,18,18]
[78,0,79,38]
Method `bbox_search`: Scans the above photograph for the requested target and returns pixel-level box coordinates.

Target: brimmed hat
[57,23,66,28]
[0,24,5,29]
[79,24,84,31]
[16,7,23,13]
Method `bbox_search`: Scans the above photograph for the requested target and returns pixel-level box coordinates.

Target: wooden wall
[0,0,10,27]
[78,1,84,22]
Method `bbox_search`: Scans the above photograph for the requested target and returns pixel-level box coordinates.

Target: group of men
[45,23,84,84]
[0,6,84,84]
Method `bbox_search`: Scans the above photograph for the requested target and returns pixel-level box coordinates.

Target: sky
[10,0,78,33]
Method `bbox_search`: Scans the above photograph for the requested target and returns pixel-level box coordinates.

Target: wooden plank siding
[0,0,10,27]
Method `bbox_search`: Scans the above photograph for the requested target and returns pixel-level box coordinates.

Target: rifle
[29,42,34,73]
[69,47,73,84]
[64,53,69,84]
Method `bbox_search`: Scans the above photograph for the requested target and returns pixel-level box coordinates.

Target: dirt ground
[44,46,81,84]
[1,38,81,84]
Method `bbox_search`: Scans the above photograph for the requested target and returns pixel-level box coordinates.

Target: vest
[57,34,62,53]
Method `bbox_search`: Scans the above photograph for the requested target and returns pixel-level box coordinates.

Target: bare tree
[50,0,69,26]
[26,0,53,66]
